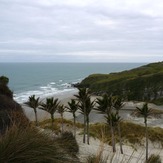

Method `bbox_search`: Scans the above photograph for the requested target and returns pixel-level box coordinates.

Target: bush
[145,154,162,163]
[0,76,9,85]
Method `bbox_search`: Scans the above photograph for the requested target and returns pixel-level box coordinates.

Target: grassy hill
[77,61,163,102]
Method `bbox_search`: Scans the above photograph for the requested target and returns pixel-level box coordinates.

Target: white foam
[14,80,78,104]
[60,83,71,88]
[50,82,56,85]
[14,86,76,104]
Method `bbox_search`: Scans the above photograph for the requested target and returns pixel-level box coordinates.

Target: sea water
[0,62,145,103]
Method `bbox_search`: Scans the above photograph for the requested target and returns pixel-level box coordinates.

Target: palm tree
[105,112,121,151]
[113,96,124,154]
[58,104,65,133]
[25,95,40,126]
[113,96,124,115]
[66,99,79,137]
[74,88,90,143]
[39,97,60,129]
[95,94,116,152]
[79,97,95,144]
[136,103,152,161]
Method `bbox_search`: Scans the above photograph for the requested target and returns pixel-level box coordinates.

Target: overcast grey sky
[0,0,163,62]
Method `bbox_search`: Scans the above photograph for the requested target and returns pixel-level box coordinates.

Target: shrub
[145,154,162,163]
[86,154,107,163]
[0,76,9,85]
[0,76,13,98]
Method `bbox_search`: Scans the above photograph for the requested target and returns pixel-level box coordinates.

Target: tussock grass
[85,130,109,163]
[145,154,162,163]
[151,97,163,105]
[88,121,163,146]
[0,125,80,163]
[55,131,79,156]
[39,118,83,130]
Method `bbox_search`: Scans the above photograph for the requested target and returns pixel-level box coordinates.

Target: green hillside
[77,61,163,102]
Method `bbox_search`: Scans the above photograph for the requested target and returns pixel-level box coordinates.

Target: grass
[145,154,162,163]
[151,97,163,105]
[39,118,84,134]
[88,121,163,146]
[0,125,80,163]
[55,131,79,156]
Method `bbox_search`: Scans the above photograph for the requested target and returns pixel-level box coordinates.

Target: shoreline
[22,90,163,128]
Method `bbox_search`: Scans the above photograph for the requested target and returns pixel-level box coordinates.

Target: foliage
[66,99,79,137]
[39,97,60,128]
[0,125,79,163]
[75,88,91,144]
[85,154,108,163]
[151,97,163,105]
[25,95,40,126]
[145,154,162,163]
[0,76,13,98]
[77,62,163,102]
[55,131,79,156]
[0,76,9,85]
[88,122,163,146]
[67,99,79,117]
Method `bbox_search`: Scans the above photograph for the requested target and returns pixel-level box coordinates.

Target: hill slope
[77,61,163,101]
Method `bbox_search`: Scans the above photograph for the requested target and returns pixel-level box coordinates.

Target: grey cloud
[0,0,163,62]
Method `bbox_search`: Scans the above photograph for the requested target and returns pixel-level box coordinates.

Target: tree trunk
[117,123,123,154]
[83,113,86,143]
[86,116,90,145]
[51,114,54,130]
[61,114,64,133]
[145,121,148,161]
[34,109,38,126]
[73,114,76,138]
[110,119,116,153]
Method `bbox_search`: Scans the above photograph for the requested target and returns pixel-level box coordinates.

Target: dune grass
[39,118,163,146]
[39,118,83,133]
[0,125,80,163]
[146,154,162,163]
[89,121,163,146]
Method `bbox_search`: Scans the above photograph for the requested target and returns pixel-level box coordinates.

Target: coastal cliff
[76,61,163,103]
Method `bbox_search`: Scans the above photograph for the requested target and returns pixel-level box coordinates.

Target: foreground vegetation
[76,62,163,103]
[1,72,163,163]
[0,125,79,163]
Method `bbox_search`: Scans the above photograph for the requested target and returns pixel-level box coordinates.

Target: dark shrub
[0,76,13,98]
[145,154,162,163]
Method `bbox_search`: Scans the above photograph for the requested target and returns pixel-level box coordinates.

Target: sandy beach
[22,90,163,128]
[22,91,163,163]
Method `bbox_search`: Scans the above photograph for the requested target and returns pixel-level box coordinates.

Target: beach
[22,90,163,128]
[21,89,163,163]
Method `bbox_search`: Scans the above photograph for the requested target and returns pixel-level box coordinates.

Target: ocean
[0,62,145,103]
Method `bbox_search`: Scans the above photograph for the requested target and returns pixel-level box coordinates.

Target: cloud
[0,0,163,62]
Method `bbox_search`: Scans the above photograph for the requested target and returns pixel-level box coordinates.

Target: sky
[0,0,163,62]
